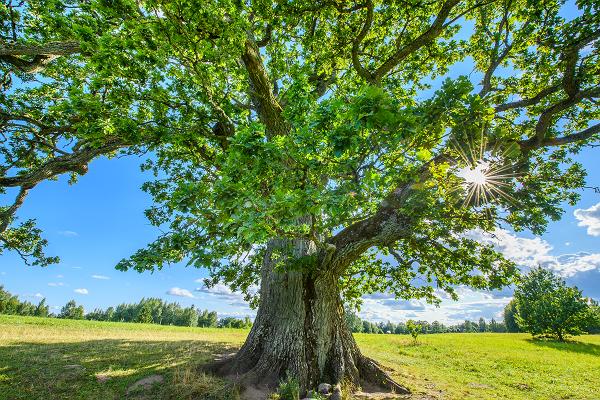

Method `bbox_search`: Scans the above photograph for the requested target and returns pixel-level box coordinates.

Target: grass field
[1,315,599,400]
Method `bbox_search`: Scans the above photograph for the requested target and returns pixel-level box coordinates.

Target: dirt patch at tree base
[240,384,272,400]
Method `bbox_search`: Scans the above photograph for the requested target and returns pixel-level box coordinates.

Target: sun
[450,136,520,207]
[457,161,490,186]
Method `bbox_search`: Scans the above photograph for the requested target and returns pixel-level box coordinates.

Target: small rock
[127,374,164,394]
[96,374,110,383]
[514,383,532,391]
[468,382,492,389]
[318,383,332,394]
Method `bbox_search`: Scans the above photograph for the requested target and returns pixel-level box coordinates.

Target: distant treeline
[345,310,510,334]
[0,285,50,317]
[0,285,252,329]
[84,298,252,328]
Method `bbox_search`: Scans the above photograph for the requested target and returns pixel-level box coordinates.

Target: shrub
[514,267,595,341]
[406,320,420,342]
[276,377,299,400]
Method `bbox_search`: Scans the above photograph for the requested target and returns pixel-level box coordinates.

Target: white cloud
[466,228,554,268]
[57,230,79,237]
[468,228,600,277]
[546,253,600,277]
[74,288,88,295]
[166,287,195,298]
[34,293,43,298]
[196,283,237,298]
[48,282,64,287]
[0,271,5,275]
[56,274,64,278]
[574,202,600,236]
[195,283,258,309]
[91,275,110,280]
[359,287,513,324]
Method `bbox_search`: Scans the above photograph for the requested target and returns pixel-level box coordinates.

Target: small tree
[514,267,594,341]
[59,300,84,320]
[406,320,421,342]
[503,300,520,333]
[136,303,154,324]
[344,308,364,333]
[587,301,600,334]
[478,317,488,333]
[34,298,49,317]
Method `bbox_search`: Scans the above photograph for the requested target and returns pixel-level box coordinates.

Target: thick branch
[479,5,514,97]
[0,187,29,233]
[529,86,600,146]
[241,39,289,137]
[520,123,600,151]
[0,41,80,73]
[0,41,81,56]
[351,0,375,82]
[370,0,460,84]
[561,48,580,97]
[495,85,561,112]
[0,137,126,188]
[324,159,442,275]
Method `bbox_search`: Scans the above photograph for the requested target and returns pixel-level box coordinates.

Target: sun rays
[451,135,520,207]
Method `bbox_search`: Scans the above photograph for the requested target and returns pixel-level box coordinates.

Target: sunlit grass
[356,332,600,400]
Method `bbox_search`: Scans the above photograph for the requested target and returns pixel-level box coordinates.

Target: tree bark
[208,237,409,395]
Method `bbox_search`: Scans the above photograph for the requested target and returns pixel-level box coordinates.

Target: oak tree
[1,0,599,393]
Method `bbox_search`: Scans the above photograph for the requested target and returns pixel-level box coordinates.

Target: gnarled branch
[0,41,80,73]
[241,38,289,137]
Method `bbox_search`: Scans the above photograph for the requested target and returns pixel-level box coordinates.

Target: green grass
[1,315,599,399]
[356,332,600,400]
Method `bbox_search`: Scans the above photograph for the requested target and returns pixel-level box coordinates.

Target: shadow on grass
[526,337,600,356]
[0,339,240,400]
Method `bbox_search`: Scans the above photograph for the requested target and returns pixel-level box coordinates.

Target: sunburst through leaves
[452,137,521,207]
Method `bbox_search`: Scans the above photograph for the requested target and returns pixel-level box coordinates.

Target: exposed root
[203,350,410,398]
[202,352,280,390]
[358,356,410,395]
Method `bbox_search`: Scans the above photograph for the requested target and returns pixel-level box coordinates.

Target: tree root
[357,356,410,395]
[203,351,410,396]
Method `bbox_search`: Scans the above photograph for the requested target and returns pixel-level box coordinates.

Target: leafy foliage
[514,267,597,341]
[0,0,598,309]
[275,377,300,400]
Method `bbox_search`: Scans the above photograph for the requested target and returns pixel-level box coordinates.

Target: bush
[514,267,595,341]
[276,377,299,400]
[406,320,420,342]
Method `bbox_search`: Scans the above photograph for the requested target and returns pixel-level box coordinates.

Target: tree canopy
[1,0,598,306]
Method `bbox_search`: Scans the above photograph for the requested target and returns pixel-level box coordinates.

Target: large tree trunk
[209,237,409,395]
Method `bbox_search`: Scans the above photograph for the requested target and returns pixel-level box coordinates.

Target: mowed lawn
[1,315,599,400]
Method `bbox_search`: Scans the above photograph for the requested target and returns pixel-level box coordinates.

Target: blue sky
[1,1,598,324]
